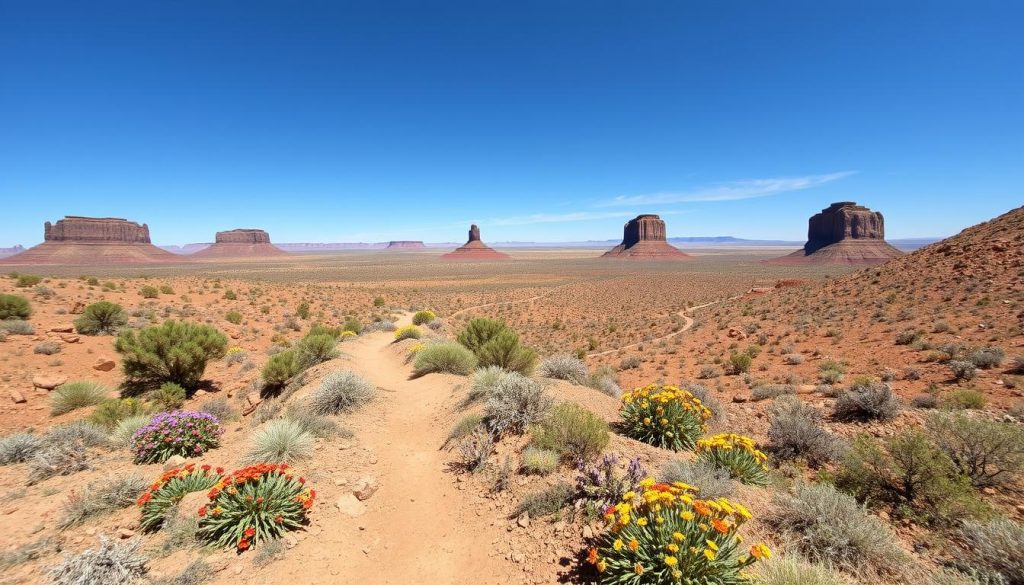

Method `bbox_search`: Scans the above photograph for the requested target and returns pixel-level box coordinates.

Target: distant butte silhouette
[0,216,180,265]
[386,241,426,249]
[767,202,904,265]
[441,225,510,261]
[601,214,690,260]
[191,229,288,259]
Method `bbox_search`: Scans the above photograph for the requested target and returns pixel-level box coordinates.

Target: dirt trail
[262,313,517,584]
[587,298,733,358]
[450,284,573,317]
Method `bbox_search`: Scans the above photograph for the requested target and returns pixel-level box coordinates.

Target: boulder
[32,375,67,390]
[767,202,904,265]
[93,357,116,371]
[441,225,511,261]
[602,215,690,260]
[336,494,367,517]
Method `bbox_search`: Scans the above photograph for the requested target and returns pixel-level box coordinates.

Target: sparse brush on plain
[200,396,237,421]
[768,395,841,467]
[925,412,1024,487]
[751,384,795,402]
[51,381,109,416]
[968,347,1005,370]
[412,310,436,325]
[0,432,42,465]
[309,370,374,415]
[74,301,127,335]
[59,474,148,528]
[943,388,987,410]
[529,402,609,462]
[538,355,588,384]
[49,537,148,585]
[116,320,228,393]
[413,341,478,376]
[0,293,32,320]
[521,447,559,475]
[659,459,734,498]
[245,419,315,464]
[958,518,1024,584]
[833,382,900,422]
[262,350,300,391]
[484,372,552,435]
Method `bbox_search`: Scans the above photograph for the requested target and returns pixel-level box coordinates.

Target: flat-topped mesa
[44,216,152,243]
[602,214,690,260]
[441,224,510,261]
[192,228,287,259]
[1,216,180,265]
[767,201,904,265]
[386,240,426,249]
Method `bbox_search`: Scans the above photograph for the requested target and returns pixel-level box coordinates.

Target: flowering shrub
[198,463,315,551]
[696,434,770,486]
[587,478,769,583]
[394,325,422,341]
[138,463,223,531]
[620,384,712,451]
[340,330,357,339]
[576,453,646,510]
[130,411,223,464]
[412,310,437,325]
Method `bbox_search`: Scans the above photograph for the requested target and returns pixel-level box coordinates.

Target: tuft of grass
[51,381,109,416]
[529,402,609,462]
[49,537,148,585]
[112,414,152,445]
[537,355,588,385]
[0,536,61,569]
[958,518,1024,584]
[59,474,148,528]
[284,403,339,438]
[754,556,852,585]
[466,366,509,404]
[484,372,552,436]
[445,413,484,447]
[521,447,559,475]
[244,419,315,464]
[0,432,43,465]
[512,481,573,518]
[309,370,374,415]
[659,459,734,498]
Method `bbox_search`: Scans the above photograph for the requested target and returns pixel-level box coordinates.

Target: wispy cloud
[486,211,643,226]
[598,171,857,207]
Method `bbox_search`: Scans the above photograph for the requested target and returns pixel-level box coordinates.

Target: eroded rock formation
[192,229,287,259]
[602,214,690,260]
[44,216,152,243]
[386,241,426,249]
[768,202,904,265]
[0,216,180,265]
[0,245,25,259]
[441,224,510,261]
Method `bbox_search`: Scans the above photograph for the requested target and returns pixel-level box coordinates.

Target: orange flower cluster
[137,463,224,507]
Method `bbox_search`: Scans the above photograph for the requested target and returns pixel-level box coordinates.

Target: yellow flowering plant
[620,384,712,451]
[394,325,422,341]
[587,478,769,584]
[695,434,770,486]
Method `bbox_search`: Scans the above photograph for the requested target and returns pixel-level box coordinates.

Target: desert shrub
[412,310,436,325]
[198,463,315,551]
[457,318,537,375]
[0,293,31,320]
[771,482,906,577]
[1011,356,1024,374]
[308,370,374,415]
[295,302,310,319]
[131,411,223,464]
[413,342,478,376]
[754,556,850,585]
[684,383,725,426]
[659,459,734,498]
[950,360,978,381]
[588,479,770,581]
[261,350,299,390]
[484,372,552,435]
[16,274,41,287]
[619,355,642,370]
[49,537,148,585]
[27,442,90,485]
[818,361,846,384]
[341,318,361,334]
[74,301,127,335]
[783,353,805,365]
[768,396,839,466]
[751,384,795,402]
[0,432,42,465]
[150,382,186,410]
[0,536,61,569]
[912,393,939,409]
[115,321,228,392]
[959,518,1024,584]
[729,351,753,374]
[836,431,987,526]
[445,414,485,447]
[34,341,61,355]
[244,419,314,464]
[394,324,422,341]
[529,402,609,462]
[138,463,222,531]
[373,296,385,307]
[88,397,150,429]
[696,433,770,485]
[282,403,339,439]
[200,396,237,422]
[294,333,339,370]
[457,427,494,472]
[925,413,1024,487]
[513,481,573,518]
[225,310,242,325]
[619,383,711,451]
[42,420,110,448]
[140,285,159,298]
[574,453,645,509]
[223,290,237,300]
[466,365,509,403]
[59,474,148,528]
[944,388,987,410]
[968,347,1005,370]
[112,414,152,445]
[521,447,559,475]
[833,382,900,422]
[895,329,919,345]
[0,319,33,335]
[538,355,588,384]
[51,381,109,416]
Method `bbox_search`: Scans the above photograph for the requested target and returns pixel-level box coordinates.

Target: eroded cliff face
[192,228,286,259]
[44,217,151,243]
[1,216,180,265]
[215,229,272,244]
[768,202,904,265]
[602,214,690,260]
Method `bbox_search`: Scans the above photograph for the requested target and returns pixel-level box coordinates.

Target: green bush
[342,318,361,334]
[15,274,41,288]
[485,372,552,435]
[373,297,385,307]
[225,311,242,325]
[521,447,559,475]
[88,398,150,429]
[833,383,900,422]
[261,350,299,390]
[512,481,573,518]
[529,402,609,462]
[925,412,1024,487]
[394,325,422,341]
[413,342,478,376]
[294,333,339,370]
[412,310,436,325]
[619,383,711,451]
[115,321,228,392]
[150,382,186,410]
[223,290,237,300]
[943,388,986,410]
[457,318,537,375]
[140,285,159,298]
[74,301,128,335]
[729,352,753,374]
[51,381,109,416]
[296,302,310,319]
[0,294,31,320]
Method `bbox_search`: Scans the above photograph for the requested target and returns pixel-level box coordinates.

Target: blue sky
[1,1,1021,245]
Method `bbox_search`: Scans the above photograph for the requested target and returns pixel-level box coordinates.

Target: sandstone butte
[441,225,511,261]
[767,201,905,265]
[601,214,691,260]
[190,229,288,259]
[0,245,25,259]
[385,241,426,249]
[0,216,181,265]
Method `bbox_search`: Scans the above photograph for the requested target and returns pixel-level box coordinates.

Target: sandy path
[586,298,732,358]
[450,284,573,317]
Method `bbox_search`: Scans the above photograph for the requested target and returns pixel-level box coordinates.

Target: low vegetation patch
[49,537,148,585]
[244,419,314,464]
[537,355,588,384]
[74,301,127,335]
[51,381,109,416]
[116,321,228,393]
[308,370,374,415]
[484,372,552,435]
[457,318,537,375]
[529,402,609,462]
[0,293,31,320]
[413,342,478,376]
[619,383,711,451]
[768,396,840,467]
[695,433,770,485]
[832,382,900,422]
[138,464,223,532]
[130,411,223,464]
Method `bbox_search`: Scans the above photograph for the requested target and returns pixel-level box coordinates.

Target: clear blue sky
[1,1,1021,245]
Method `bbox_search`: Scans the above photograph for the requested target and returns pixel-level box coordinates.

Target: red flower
[298,477,305,485]
[586,548,599,565]
[243,527,256,538]
[216,467,224,474]
[137,492,152,507]
[274,515,283,524]
[201,464,211,472]
[198,506,207,517]
[238,539,250,550]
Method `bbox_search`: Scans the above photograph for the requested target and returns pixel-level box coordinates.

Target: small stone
[336,494,366,517]
[92,358,116,372]
[50,326,74,333]
[32,375,67,390]
[283,534,298,549]
[70,301,86,314]
[117,528,135,539]
[517,513,530,528]
[9,390,26,404]
[60,334,80,343]
[352,477,380,501]
[163,455,187,471]
[582,525,594,539]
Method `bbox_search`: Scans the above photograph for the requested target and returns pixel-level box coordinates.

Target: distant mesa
[441,225,511,261]
[386,240,426,249]
[0,245,25,259]
[601,214,691,260]
[191,229,287,259]
[1,216,180,265]
[767,202,904,265]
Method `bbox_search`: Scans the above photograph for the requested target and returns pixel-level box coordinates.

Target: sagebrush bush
[944,388,987,410]
[43,420,110,448]
[74,301,127,335]
[538,355,588,384]
[0,319,33,335]
[513,481,573,518]
[959,518,1024,584]
[413,342,478,376]
[925,412,1024,487]
[968,347,1005,370]
[467,365,509,403]
[294,333,339,370]
[0,432,42,465]
[949,360,978,381]
[457,428,494,472]
[529,402,609,461]
[754,556,850,585]
[696,433,770,485]
[138,463,222,531]
[198,463,315,551]
[116,321,228,392]
[659,459,733,498]
[412,310,436,325]
[771,482,906,578]
[131,411,223,464]
[0,293,31,320]
[49,537,148,585]
[309,370,374,415]
[833,382,900,422]
[484,372,552,435]
[729,351,753,374]
[445,413,485,447]
[245,419,314,464]
[394,325,422,341]
[28,442,90,485]
[751,384,795,402]
[768,396,840,467]
[33,341,61,355]
[51,381,109,416]
[521,447,559,475]
[457,318,537,375]
[151,382,186,410]
[59,474,148,528]
[619,383,711,451]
